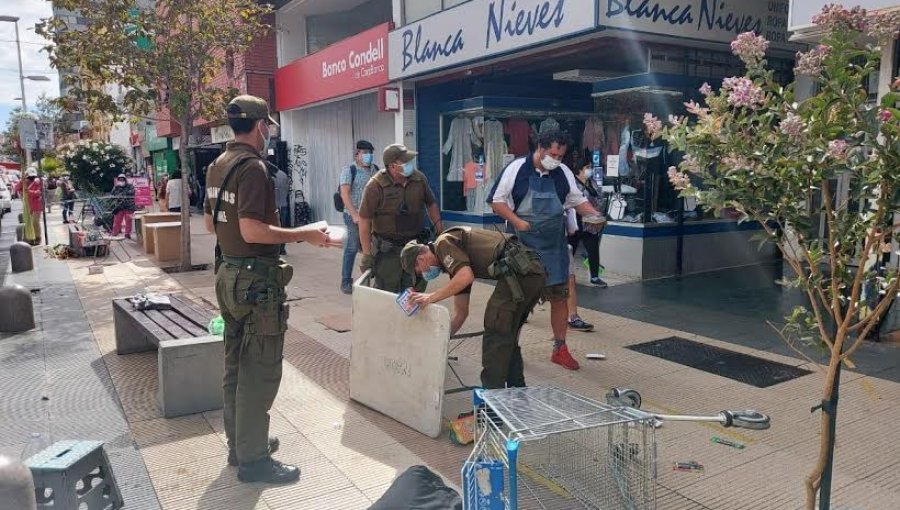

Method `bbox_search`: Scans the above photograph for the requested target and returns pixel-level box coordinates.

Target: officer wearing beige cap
[357,144,443,292]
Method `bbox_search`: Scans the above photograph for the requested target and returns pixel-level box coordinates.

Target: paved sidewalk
[1,210,899,509]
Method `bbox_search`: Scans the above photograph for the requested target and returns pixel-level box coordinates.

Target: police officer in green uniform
[203,95,342,484]
[358,144,443,293]
[400,227,546,388]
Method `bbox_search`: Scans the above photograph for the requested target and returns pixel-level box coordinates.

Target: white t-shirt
[490,157,587,211]
[166,178,183,209]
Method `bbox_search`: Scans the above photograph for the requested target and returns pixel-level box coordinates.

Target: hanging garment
[539,117,560,134]
[463,161,478,196]
[482,119,507,184]
[505,118,532,156]
[618,124,632,176]
[472,116,485,143]
[605,123,620,155]
[582,117,606,151]
[512,175,568,286]
[443,116,481,182]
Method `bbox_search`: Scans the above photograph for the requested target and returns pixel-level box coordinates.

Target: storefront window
[437,96,699,225]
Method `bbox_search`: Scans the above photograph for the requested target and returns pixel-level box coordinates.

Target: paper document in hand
[305,221,346,243]
[396,288,420,316]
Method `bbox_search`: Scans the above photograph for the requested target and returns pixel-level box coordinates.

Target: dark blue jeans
[341,213,361,283]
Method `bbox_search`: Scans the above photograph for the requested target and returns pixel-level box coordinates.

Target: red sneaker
[551,344,580,370]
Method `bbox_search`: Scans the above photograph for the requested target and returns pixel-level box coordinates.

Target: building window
[404,0,471,24]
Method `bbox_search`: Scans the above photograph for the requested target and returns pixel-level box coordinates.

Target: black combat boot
[228,436,280,467]
[237,457,300,484]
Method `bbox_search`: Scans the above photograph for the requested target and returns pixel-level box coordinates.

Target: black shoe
[590,277,608,288]
[568,316,594,332]
[340,280,353,295]
[237,458,300,484]
[228,436,280,467]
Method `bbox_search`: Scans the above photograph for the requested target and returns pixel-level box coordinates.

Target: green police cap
[383,143,418,168]
[400,240,426,275]
[226,95,279,126]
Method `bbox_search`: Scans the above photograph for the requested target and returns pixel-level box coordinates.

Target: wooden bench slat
[144,309,194,339]
[169,295,215,327]
[165,311,209,337]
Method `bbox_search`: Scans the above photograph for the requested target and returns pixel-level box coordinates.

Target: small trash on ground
[449,411,475,445]
[711,436,745,449]
[208,315,225,335]
[672,461,704,472]
[586,353,606,360]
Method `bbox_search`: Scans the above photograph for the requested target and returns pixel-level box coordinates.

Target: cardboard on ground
[349,271,450,438]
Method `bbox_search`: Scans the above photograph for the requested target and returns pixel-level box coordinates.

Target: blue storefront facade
[388,0,800,279]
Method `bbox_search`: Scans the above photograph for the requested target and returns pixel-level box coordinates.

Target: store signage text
[275,23,390,111]
[390,0,596,79]
[601,0,794,46]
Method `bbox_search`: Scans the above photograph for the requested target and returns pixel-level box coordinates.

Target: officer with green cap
[204,95,342,484]
[357,143,443,293]
[400,227,546,389]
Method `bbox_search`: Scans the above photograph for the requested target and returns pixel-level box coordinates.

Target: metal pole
[36,139,49,245]
[14,20,26,111]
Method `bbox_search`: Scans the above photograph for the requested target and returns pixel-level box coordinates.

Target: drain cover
[627,336,811,388]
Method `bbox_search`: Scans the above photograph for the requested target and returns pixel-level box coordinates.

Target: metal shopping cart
[462,386,770,510]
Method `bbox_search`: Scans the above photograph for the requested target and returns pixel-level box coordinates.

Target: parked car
[0,177,11,216]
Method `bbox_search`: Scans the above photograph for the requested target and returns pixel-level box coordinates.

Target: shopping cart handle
[720,410,771,430]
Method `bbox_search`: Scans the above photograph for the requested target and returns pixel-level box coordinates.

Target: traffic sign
[18,118,37,150]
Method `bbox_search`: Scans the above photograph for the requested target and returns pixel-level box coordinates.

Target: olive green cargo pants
[215,263,288,465]
[481,271,546,389]
[372,247,424,293]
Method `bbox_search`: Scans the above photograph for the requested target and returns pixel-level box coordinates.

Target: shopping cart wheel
[721,410,771,430]
[606,387,642,409]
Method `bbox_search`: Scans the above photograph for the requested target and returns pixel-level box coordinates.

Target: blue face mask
[401,161,415,177]
[361,153,374,166]
[422,266,441,281]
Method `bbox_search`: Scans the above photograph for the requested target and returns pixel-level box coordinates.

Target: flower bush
[61,140,132,194]
[648,4,900,508]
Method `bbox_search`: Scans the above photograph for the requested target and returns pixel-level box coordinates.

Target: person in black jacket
[110,174,137,238]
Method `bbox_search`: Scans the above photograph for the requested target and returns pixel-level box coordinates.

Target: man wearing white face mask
[338,140,377,294]
[358,144,443,293]
[488,130,606,371]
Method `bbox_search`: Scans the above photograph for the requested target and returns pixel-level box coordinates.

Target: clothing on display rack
[582,117,606,151]
[482,119,507,186]
[504,118,532,156]
[539,117,560,134]
[617,124,632,176]
[472,116,485,143]
[443,116,481,182]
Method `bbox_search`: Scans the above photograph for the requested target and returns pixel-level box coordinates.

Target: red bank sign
[275,23,391,111]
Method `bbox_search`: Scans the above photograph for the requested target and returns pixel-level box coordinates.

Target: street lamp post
[0,15,27,111]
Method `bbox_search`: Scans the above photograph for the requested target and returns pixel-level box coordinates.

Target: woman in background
[165,171,184,212]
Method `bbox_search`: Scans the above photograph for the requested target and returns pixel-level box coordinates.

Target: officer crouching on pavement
[400,227,546,389]
[358,144,442,293]
[204,95,342,484]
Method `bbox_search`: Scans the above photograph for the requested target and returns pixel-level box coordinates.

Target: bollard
[15,225,23,242]
[10,242,33,273]
[0,455,36,510]
[0,285,35,333]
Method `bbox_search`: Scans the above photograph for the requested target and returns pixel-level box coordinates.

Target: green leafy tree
[38,0,272,269]
[647,5,900,508]
[1,108,30,162]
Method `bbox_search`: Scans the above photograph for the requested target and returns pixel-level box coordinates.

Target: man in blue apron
[488,130,605,371]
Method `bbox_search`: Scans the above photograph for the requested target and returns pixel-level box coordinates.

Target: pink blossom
[722,77,765,108]
[699,82,713,96]
[730,32,769,67]
[668,114,686,127]
[667,166,691,190]
[812,4,868,32]
[795,45,831,77]
[867,11,900,42]
[643,113,663,139]
[684,100,709,117]
[880,109,893,122]
[826,139,849,160]
[779,113,805,137]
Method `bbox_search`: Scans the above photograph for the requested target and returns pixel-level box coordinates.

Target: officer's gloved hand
[360,253,376,272]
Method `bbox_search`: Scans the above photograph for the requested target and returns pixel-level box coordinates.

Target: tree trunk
[805,339,843,510]
[178,115,192,271]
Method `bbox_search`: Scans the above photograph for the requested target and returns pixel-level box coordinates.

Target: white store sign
[600,0,795,48]
[389,0,598,79]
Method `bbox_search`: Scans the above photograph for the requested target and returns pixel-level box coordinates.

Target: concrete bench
[113,295,222,417]
[140,212,181,253]
[132,211,147,243]
[146,221,182,262]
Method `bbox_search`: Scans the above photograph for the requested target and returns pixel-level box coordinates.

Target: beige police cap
[226,95,279,126]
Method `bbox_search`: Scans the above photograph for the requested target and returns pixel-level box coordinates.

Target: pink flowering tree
[646,5,900,509]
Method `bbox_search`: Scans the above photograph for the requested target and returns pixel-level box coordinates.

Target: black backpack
[333,165,357,212]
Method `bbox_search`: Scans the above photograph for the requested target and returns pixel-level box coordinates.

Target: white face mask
[584,169,594,179]
[541,154,561,171]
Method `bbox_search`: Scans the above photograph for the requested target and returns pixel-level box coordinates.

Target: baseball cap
[383,144,418,167]
[117,174,126,179]
[25,168,38,177]
[356,140,374,151]
[400,241,426,275]
[226,95,279,126]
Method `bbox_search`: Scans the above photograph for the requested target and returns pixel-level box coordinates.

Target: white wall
[276,4,308,66]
